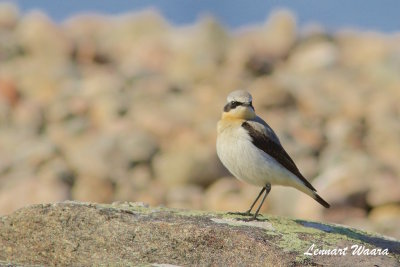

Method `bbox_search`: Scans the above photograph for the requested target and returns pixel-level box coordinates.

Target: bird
[216,90,330,220]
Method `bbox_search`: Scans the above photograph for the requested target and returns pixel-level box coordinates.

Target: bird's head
[222,90,256,120]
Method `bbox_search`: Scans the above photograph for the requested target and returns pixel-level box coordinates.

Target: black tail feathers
[313,193,330,208]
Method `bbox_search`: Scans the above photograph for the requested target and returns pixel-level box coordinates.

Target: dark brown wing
[242,121,316,192]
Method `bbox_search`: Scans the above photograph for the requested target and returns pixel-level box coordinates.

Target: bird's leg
[228,187,266,216]
[244,184,271,221]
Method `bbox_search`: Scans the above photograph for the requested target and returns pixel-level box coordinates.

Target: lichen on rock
[0,201,399,266]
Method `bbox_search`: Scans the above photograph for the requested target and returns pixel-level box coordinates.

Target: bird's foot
[227,211,253,217]
[241,215,268,222]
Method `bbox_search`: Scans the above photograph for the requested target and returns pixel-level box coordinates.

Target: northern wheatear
[216,90,330,220]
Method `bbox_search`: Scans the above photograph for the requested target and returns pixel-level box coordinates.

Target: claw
[227,211,252,217]
[242,216,260,222]
[242,215,268,222]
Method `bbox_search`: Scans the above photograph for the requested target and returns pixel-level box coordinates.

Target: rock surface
[1,4,400,240]
[0,201,399,266]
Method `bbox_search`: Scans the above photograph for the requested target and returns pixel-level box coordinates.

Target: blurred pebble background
[0,2,400,239]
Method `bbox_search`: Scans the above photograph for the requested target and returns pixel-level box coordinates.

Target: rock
[249,77,295,110]
[325,206,367,225]
[70,174,114,203]
[291,158,372,222]
[4,138,58,173]
[311,159,371,206]
[153,140,223,187]
[61,133,113,177]
[261,9,297,59]
[166,16,228,83]
[0,3,19,29]
[0,175,69,215]
[133,180,167,207]
[0,78,19,106]
[364,94,400,174]
[166,185,204,210]
[288,38,338,72]
[369,205,400,239]
[1,8,400,241]
[204,177,266,213]
[80,73,126,127]
[267,186,308,218]
[113,164,153,202]
[12,100,45,135]
[337,32,388,67]
[16,11,71,59]
[367,170,400,207]
[0,202,399,266]
[113,129,159,166]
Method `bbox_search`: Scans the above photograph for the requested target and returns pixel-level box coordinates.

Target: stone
[153,140,223,188]
[0,202,399,266]
[61,133,113,177]
[0,8,400,241]
[113,164,153,202]
[337,32,388,67]
[369,205,400,239]
[12,100,45,135]
[70,174,114,203]
[113,129,159,166]
[0,3,19,29]
[367,170,400,207]
[288,39,338,72]
[16,11,71,59]
[253,9,297,60]
[133,180,167,207]
[0,174,69,215]
[166,185,204,210]
[0,78,19,107]
[204,177,265,213]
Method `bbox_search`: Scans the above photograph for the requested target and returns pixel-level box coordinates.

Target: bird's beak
[223,102,232,112]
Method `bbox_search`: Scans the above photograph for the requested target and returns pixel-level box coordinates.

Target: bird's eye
[230,101,242,109]
[224,101,243,112]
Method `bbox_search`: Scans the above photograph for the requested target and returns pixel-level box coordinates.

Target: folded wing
[242,120,316,192]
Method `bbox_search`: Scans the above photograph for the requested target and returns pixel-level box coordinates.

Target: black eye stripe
[230,101,242,108]
[223,101,245,112]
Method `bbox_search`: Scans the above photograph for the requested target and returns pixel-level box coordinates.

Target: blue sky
[9,0,400,32]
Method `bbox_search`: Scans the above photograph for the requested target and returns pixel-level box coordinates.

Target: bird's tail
[295,183,330,208]
[312,193,330,208]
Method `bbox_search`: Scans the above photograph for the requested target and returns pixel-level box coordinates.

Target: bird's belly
[217,135,290,187]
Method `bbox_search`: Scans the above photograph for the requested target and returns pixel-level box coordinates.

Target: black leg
[245,187,266,214]
[245,183,271,221]
[228,187,266,216]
